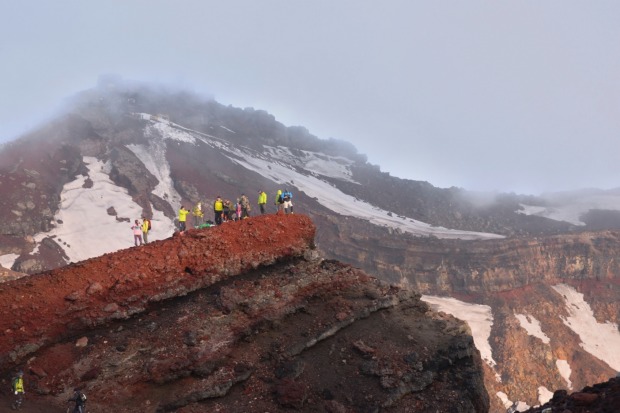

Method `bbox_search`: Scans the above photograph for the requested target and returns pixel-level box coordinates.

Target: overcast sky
[1,1,619,194]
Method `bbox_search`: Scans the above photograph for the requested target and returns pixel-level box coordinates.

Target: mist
[1,1,619,195]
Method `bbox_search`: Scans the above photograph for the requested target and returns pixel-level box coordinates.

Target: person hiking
[239,194,251,219]
[192,202,204,228]
[282,189,294,214]
[213,196,224,225]
[131,220,143,246]
[141,217,151,244]
[234,198,242,221]
[178,206,189,232]
[274,189,284,214]
[257,190,267,214]
[67,387,87,413]
[222,199,232,222]
[11,370,24,410]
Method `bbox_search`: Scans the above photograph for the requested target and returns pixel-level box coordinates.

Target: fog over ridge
[1,1,619,194]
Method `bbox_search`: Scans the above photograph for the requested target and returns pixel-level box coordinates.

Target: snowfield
[33,157,176,264]
[552,283,620,371]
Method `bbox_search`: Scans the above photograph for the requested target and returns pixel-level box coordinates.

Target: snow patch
[0,253,19,269]
[496,391,513,409]
[126,143,183,211]
[556,359,572,390]
[219,125,235,133]
[146,121,197,144]
[514,313,550,344]
[552,283,620,371]
[518,191,620,226]
[34,157,175,263]
[496,392,531,413]
[538,386,553,405]
[421,295,498,373]
[264,145,357,183]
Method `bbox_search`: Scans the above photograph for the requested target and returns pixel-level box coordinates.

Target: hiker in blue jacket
[282,189,294,214]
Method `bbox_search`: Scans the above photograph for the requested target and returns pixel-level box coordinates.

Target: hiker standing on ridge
[235,198,242,221]
[274,189,284,213]
[257,190,267,214]
[178,206,189,232]
[223,199,233,222]
[282,189,294,214]
[239,193,251,219]
[141,216,151,244]
[213,196,224,225]
[131,219,143,246]
[11,370,25,410]
[192,202,204,228]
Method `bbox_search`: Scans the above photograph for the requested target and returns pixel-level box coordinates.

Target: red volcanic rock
[0,214,489,412]
[0,214,315,370]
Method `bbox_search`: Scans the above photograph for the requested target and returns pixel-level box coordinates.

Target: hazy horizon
[1,1,619,195]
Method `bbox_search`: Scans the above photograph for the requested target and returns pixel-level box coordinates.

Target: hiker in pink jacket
[131,219,143,246]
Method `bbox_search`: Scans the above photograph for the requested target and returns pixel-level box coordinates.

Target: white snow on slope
[552,283,620,371]
[147,121,197,144]
[227,148,504,240]
[264,146,357,183]
[136,114,503,240]
[518,191,620,226]
[514,313,550,344]
[556,359,573,389]
[496,392,531,413]
[127,143,183,211]
[421,295,499,376]
[0,253,19,269]
[34,157,175,263]
[538,386,553,405]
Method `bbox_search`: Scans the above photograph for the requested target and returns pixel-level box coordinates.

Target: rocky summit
[0,214,488,413]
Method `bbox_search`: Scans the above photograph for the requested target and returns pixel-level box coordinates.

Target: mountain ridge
[1,80,619,412]
[0,214,490,412]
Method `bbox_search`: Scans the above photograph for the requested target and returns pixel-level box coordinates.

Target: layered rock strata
[0,215,488,412]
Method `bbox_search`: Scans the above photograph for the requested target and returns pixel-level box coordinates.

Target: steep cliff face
[323,222,620,411]
[320,216,620,294]
[0,215,488,413]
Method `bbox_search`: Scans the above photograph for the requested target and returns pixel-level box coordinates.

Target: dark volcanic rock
[522,377,620,413]
[0,215,488,412]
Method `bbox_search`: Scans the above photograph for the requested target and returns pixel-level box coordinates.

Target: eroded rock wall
[0,214,315,370]
[0,215,489,413]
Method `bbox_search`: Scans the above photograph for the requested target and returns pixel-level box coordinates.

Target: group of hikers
[178,188,294,231]
[10,370,86,411]
[129,188,295,244]
[130,216,152,247]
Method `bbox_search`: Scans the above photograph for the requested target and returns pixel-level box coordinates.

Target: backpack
[80,392,87,403]
[277,194,283,204]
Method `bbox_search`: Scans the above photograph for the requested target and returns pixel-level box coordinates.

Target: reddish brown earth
[522,376,620,413]
[0,214,489,412]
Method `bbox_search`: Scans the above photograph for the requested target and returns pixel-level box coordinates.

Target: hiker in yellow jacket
[274,189,284,214]
[141,217,151,244]
[213,196,224,225]
[257,190,267,214]
[192,202,204,228]
[11,370,25,410]
[178,206,189,232]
